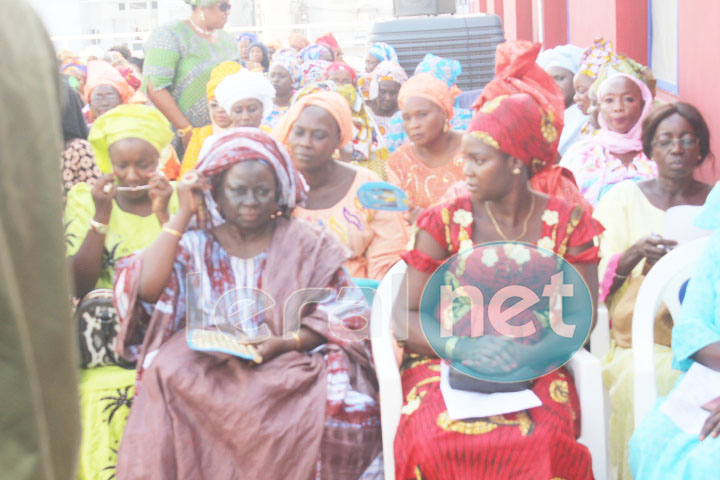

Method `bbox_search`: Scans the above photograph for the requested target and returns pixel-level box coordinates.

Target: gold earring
[443,120,449,133]
[270,210,282,220]
[512,167,521,175]
[200,10,207,23]
[333,148,341,159]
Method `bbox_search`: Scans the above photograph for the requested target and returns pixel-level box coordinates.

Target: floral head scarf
[414,53,462,86]
[270,50,302,89]
[368,61,408,100]
[300,60,330,86]
[367,43,398,64]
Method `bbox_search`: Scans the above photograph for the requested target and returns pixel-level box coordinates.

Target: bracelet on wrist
[89,218,108,235]
[177,124,193,138]
[162,224,183,239]
[291,332,302,350]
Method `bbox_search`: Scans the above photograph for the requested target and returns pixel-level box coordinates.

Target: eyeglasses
[651,135,699,150]
[218,2,231,12]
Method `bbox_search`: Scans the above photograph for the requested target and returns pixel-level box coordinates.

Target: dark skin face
[461,134,517,202]
[598,76,644,134]
[229,98,264,128]
[651,113,703,179]
[200,1,230,30]
[374,79,402,116]
[365,54,381,73]
[288,105,340,173]
[89,84,123,118]
[208,96,231,128]
[269,65,294,100]
[238,39,251,61]
[546,66,575,109]
[401,96,447,149]
[108,137,159,201]
[573,72,594,115]
[215,161,279,233]
[249,46,265,64]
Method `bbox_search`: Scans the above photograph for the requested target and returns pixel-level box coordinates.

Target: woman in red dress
[393,91,603,479]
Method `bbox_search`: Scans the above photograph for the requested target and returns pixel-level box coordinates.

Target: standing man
[0,1,80,479]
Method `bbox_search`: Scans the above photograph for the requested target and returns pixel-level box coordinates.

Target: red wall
[677,0,720,182]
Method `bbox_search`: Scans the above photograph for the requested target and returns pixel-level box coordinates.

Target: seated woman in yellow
[64,104,179,479]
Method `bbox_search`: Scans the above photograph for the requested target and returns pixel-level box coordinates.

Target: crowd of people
[49,0,720,478]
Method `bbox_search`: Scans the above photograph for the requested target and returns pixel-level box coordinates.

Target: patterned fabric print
[395,195,603,480]
[60,138,101,200]
[384,106,472,153]
[293,167,409,280]
[413,53,462,86]
[116,229,380,476]
[263,102,289,129]
[559,141,657,206]
[386,142,465,210]
[142,21,238,128]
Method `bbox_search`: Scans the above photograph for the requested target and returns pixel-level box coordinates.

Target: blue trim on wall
[648,0,680,95]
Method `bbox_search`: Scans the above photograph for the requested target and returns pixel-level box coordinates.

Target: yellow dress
[65,183,179,480]
[593,180,682,480]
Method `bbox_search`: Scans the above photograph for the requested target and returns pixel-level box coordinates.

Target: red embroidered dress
[395,194,602,480]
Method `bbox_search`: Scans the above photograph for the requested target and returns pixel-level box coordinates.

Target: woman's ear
[508,156,525,176]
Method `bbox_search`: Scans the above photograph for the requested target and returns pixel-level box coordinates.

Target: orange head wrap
[84,60,133,104]
[398,73,459,119]
[206,61,243,99]
[272,91,353,148]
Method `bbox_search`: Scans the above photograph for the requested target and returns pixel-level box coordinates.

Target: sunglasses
[218,2,231,12]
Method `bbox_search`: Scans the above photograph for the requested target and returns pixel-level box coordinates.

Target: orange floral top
[387,142,464,210]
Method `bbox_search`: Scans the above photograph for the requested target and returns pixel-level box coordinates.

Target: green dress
[64,182,178,480]
[142,21,238,129]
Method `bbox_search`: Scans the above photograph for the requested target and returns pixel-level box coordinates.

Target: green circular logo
[420,242,593,382]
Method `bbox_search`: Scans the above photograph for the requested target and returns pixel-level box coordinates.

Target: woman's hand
[699,402,720,441]
[632,234,678,267]
[248,335,293,364]
[148,172,173,224]
[455,335,521,375]
[177,170,210,216]
[91,174,116,223]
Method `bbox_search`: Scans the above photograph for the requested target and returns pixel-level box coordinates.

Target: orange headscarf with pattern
[398,73,459,119]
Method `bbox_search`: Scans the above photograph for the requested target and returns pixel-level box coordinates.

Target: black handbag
[75,289,135,369]
[448,366,533,393]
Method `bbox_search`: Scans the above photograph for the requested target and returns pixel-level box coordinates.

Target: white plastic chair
[590,303,610,359]
[632,236,709,428]
[371,260,609,480]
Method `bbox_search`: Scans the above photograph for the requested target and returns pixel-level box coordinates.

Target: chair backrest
[632,236,709,428]
[370,260,407,480]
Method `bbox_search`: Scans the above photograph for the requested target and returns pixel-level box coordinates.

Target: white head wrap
[215,69,276,119]
[537,44,584,74]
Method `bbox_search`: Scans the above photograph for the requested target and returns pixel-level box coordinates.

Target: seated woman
[274,90,409,280]
[560,71,657,205]
[64,104,177,479]
[595,101,714,480]
[114,129,381,479]
[247,41,270,72]
[628,183,720,479]
[366,60,408,138]
[265,51,301,128]
[84,59,134,124]
[394,93,603,479]
[214,68,275,132]
[387,73,463,218]
[537,44,585,155]
[385,54,473,153]
[179,61,242,177]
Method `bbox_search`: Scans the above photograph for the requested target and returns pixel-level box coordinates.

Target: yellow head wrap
[206,61,244,99]
[88,104,174,173]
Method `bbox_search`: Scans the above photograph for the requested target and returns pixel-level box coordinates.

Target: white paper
[439,362,542,420]
[660,362,720,434]
[664,206,711,244]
